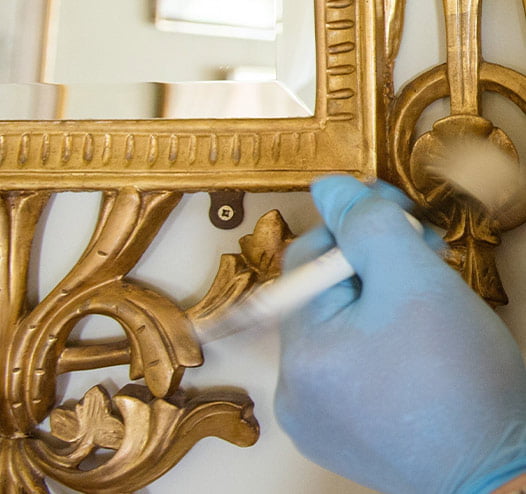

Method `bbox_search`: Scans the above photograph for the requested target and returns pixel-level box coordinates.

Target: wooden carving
[0,1,373,489]
[387,0,526,305]
[2,0,526,491]
[0,188,294,492]
[0,0,378,190]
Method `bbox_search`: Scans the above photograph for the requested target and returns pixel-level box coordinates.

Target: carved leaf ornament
[50,386,124,460]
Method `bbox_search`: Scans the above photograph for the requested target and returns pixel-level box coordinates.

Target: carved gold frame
[0,1,384,492]
[1,0,379,191]
[4,0,526,492]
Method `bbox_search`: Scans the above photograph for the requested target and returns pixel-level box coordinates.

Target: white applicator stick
[194,138,525,344]
[195,211,423,343]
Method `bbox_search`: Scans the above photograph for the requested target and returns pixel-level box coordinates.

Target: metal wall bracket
[209,190,245,229]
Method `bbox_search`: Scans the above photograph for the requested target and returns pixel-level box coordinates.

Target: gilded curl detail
[0,188,294,493]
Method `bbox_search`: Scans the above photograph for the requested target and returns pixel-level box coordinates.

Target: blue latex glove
[274,175,526,494]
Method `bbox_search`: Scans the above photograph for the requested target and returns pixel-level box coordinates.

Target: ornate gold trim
[4,0,526,491]
[0,189,293,491]
[1,1,385,491]
[0,0,380,190]
[387,0,526,305]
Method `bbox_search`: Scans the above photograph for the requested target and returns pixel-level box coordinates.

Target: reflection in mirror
[156,0,282,41]
[0,0,315,120]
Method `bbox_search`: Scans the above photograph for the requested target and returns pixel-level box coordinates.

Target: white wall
[10,0,526,493]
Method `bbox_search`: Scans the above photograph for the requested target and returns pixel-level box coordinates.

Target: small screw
[217,205,235,221]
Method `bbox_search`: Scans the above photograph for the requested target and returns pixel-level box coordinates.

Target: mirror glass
[0,0,316,120]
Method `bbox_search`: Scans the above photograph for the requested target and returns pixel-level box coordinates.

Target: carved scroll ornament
[0,188,294,493]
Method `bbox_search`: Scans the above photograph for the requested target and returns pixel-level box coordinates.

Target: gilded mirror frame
[0,1,387,492]
[0,0,379,191]
[7,0,526,491]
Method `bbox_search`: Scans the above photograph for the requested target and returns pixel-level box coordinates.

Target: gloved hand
[274,175,526,494]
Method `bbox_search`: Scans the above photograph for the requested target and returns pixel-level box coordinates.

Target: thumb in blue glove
[274,175,526,494]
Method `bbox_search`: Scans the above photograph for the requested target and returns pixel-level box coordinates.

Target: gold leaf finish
[1,0,526,491]
[30,385,258,493]
[384,0,405,63]
[50,386,124,465]
[186,209,295,329]
[0,187,293,491]
[0,438,48,494]
[238,210,295,282]
[387,1,526,305]
[0,0,378,190]
[384,0,406,99]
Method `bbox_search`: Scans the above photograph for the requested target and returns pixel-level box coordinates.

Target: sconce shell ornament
[387,0,526,306]
[0,188,293,493]
[409,116,518,305]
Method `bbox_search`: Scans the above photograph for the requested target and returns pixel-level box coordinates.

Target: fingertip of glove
[311,175,371,224]
[311,175,365,200]
[312,175,416,214]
